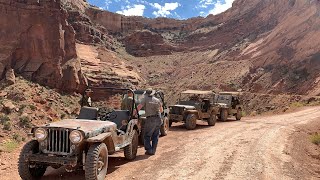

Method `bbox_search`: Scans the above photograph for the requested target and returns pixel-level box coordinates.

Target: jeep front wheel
[236,109,242,120]
[160,117,169,136]
[18,140,47,180]
[124,129,138,160]
[220,109,228,122]
[208,113,217,126]
[185,114,197,130]
[85,143,108,180]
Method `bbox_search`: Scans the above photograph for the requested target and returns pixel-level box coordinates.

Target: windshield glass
[81,88,134,113]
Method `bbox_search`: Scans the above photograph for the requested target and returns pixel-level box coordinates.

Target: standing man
[121,90,134,115]
[136,88,163,155]
[82,89,93,107]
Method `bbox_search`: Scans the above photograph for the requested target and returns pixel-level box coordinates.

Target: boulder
[5,69,15,85]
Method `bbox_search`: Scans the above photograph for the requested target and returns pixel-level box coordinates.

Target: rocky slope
[84,0,320,96]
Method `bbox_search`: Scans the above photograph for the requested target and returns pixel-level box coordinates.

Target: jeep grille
[45,128,71,154]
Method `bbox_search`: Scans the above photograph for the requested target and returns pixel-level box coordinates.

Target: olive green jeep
[18,87,139,180]
[169,90,218,130]
[215,91,243,121]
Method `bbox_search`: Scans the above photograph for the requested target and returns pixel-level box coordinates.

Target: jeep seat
[108,110,130,130]
[77,106,98,120]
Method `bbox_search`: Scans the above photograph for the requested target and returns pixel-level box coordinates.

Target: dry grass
[0,140,19,153]
[310,133,320,145]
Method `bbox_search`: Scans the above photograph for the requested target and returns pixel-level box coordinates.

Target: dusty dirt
[1,107,320,179]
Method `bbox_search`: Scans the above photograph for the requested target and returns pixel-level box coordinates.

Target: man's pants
[144,116,161,154]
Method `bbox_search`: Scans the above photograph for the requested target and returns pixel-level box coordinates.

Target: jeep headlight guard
[35,128,47,141]
[70,130,83,144]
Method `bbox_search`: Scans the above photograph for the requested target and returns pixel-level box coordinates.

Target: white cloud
[116,4,145,16]
[198,0,214,8]
[209,0,235,15]
[151,2,180,17]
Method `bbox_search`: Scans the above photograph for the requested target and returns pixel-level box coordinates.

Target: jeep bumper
[27,154,78,166]
[169,114,184,122]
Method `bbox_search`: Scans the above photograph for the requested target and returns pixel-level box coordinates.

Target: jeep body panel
[169,90,218,126]
[214,92,243,119]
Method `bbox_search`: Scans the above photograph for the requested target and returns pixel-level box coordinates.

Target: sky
[87,0,235,19]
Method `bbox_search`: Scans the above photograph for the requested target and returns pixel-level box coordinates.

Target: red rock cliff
[0,0,85,91]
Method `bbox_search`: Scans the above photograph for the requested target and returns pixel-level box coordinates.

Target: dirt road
[2,107,320,179]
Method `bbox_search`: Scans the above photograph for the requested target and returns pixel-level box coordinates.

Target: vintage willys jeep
[168,90,218,130]
[214,91,243,121]
[18,87,139,180]
[134,90,170,143]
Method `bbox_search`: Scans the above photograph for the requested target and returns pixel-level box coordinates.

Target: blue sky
[87,0,235,19]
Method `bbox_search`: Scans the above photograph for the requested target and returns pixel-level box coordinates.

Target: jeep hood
[40,119,117,136]
[172,105,196,110]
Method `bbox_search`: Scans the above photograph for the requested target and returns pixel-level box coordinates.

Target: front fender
[86,132,112,143]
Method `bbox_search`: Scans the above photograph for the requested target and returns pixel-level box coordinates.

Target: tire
[18,140,47,180]
[236,109,242,120]
[185,114,197,130]
[207,113,217,126]
[160,117,169,136]
[220,109,228,122]
[85,143,108,180]
[124,130,138,160]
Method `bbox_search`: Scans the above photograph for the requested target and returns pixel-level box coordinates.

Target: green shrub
[19,116,31,128]
[311,134,320,145]
[13,133,23,142]
[3,121,11,131]
[0,115,10,124]
[290,102,305,108]
[29,104,36,111]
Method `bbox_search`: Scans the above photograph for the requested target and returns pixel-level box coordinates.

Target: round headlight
[35,128,47,141]
[70,130,83,144]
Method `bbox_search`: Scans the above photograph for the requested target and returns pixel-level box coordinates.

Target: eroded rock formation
[0,0,85,91]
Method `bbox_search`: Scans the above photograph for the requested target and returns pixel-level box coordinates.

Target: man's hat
[145,88,156,96]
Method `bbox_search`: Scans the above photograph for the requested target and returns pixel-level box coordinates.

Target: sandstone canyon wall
[0,0,85,91]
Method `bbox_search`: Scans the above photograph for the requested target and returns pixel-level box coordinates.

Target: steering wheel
[98,108,117,121]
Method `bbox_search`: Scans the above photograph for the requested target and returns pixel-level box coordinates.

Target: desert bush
[19,116,31,128]
[13,133,23,142]
[311,133,320,145]
[290,102,305,108]
[3,121,11,131]
[0,114,10,124]
[29,104,36,111]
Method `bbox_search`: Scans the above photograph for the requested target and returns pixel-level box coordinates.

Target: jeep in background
[169,90,218,130]
[134,90,170,144]
[18,87,139,180]
[214,91,243,121]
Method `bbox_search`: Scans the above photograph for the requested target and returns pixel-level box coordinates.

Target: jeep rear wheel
[208,113,217,126]
[220,109,228,122]
[18,140,47,180]
[160,117,169,136]
[185,114,197,130]
[124,130,138,160]
[85,143,108,180]
[236,109,242,120]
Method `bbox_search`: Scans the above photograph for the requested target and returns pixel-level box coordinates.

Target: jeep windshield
[178,90,214,105]
[81,87,136,119]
